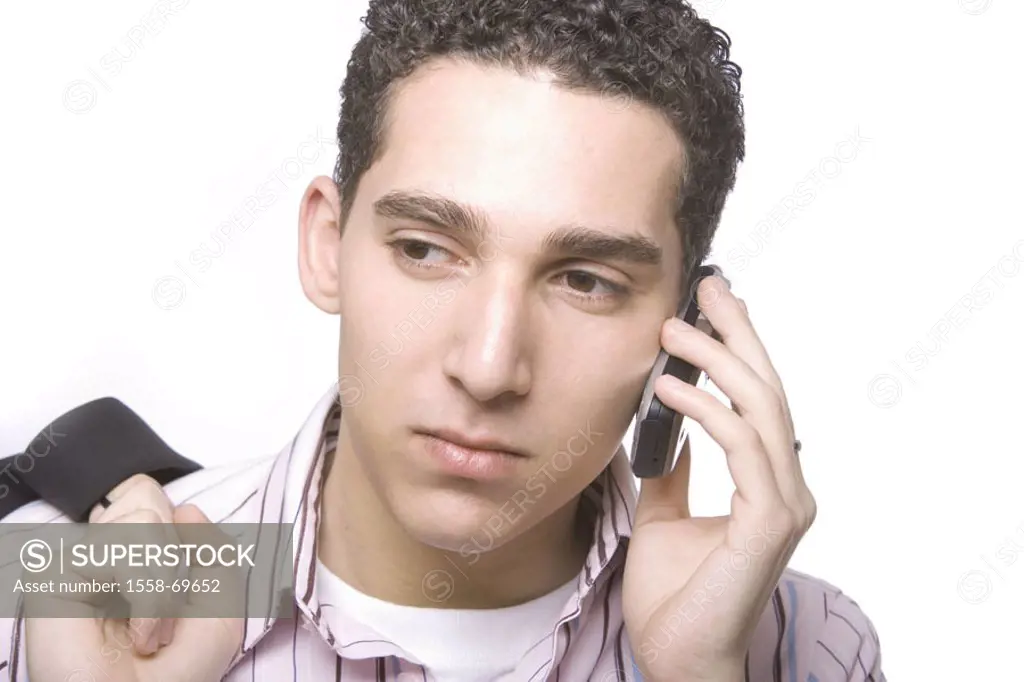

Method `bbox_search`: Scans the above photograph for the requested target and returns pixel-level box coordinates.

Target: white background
[2,0,1022,678]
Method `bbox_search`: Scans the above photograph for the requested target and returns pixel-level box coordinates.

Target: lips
[418,427,529,459]
[415,428,529,482]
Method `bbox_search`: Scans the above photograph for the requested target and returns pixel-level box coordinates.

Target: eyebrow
[372,190,663,267]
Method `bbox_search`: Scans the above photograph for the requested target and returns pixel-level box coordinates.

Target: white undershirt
[316,558,578,682]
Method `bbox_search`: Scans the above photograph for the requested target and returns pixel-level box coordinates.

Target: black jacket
[0,398,201,520]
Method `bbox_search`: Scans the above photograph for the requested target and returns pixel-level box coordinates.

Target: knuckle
[151,492,175,516]
[737,424,764,452]
[136,475,166,495]
[802,492,818,529]
[693,387,720,413]
[768,506,798,535]
[123,492,175,523]
[132,509,163,525]
[116,473,157,496]
[773,385,791,413]
[661,319,683,346]
[138,479,173,507]
[758,387,785,419]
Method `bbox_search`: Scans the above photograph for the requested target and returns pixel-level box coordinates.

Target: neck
[317,428,595,609]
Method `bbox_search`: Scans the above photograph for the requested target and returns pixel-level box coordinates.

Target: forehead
[364,59,686,271]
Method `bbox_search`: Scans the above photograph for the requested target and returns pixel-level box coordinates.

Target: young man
[6,0,884,680]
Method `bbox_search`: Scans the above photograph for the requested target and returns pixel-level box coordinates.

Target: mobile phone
[630,264,725,478]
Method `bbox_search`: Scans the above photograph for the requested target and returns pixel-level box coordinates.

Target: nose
[441,272,533,404]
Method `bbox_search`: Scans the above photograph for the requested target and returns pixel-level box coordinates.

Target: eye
[560,271,628,302]
[389,239,460,269]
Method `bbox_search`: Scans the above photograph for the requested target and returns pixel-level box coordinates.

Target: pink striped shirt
[1,383,884,681]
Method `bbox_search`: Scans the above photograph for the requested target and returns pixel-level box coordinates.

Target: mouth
[414,428,530,481]
[418,428,530,459]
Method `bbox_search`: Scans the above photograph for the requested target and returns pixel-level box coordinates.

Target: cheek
[548,390,640,483]
[534,401,630,483]
[558,358,651,431]
[337,259,412,369]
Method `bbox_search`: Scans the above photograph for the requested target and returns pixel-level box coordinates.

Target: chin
[389,485,508,554]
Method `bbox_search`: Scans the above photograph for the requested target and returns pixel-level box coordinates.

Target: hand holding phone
[630,264,726,478]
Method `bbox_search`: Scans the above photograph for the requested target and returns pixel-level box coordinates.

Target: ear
[298,175,344,314]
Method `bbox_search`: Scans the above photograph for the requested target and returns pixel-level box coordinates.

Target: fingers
[75,509,184,655]
[717,291,815,519]
[160,504,245,678]
[660,315,799,501]
[704,284,816,526]
[695,277,785,398]
[653,374,782,510]
[157,614,176,646]
[90,473,174,524]
[174,503,246,616]
[659,278,813,522]
[85,474,184,656]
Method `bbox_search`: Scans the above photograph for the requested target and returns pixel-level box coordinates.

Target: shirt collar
[234,380,638,661]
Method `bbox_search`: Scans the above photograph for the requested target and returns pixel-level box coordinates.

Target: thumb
[637,434,693,520]
[173,500,246,621]
[151,502,244,679]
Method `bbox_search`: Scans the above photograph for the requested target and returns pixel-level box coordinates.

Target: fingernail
[133,618,156,652]
[706,264,730,288]
[143,633,159,655]
[135,634,154,656]
[667,317,690,333]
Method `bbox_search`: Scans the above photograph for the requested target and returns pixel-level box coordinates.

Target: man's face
[302,58,686,553]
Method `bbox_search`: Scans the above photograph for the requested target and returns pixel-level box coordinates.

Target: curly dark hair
[333,0,744,287]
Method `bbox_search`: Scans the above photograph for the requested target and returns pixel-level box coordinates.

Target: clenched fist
[24,475,244,682]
